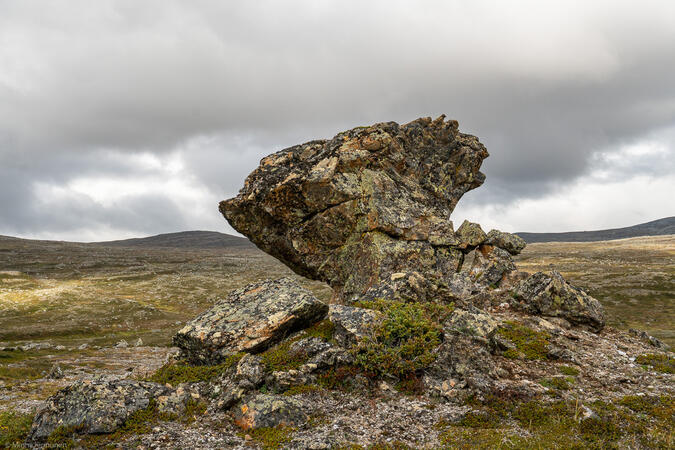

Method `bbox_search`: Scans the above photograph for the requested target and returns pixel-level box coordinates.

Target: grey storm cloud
[0,0,674,238]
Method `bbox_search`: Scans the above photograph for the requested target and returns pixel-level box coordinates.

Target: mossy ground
[635,353,674,374]
[436,394,674,449]
[0,409,33,447]
[496,321,550,360]
[145,353,244,385]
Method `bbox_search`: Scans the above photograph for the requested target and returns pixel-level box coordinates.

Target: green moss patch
[436,394,675,449]
[635,353,674,374]
[0,410,34,447]
[243,425,295,449]
[145,353,243,385]
[559,365,580,376]
[496,321,550,360]
[351,300,453,379]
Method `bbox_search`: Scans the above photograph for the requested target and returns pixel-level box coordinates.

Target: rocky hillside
[517,216,675,243]
[18,117,673,449]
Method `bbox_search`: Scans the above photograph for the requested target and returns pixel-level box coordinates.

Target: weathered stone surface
[28,379,171,442]
[356,270,446,304]
[211,355,265,410]
[234,394,308,430]
[456,220,487,250]
[469,245,517,287]
[173,278,328,364]
[220,116,488,301]
[485,229,527,255]
[329,305,383,347]
[513,271,605,332]
[444,308,499,341]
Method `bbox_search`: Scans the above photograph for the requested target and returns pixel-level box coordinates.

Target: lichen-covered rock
[513,270,605,332]
[211,355,265,410]
[444,308,499,341]
[355,270,449,304]
[485,229,527,255]
[234,394,308,430]
[469,245,517,287]
[456,220,487,250]
[173,278,328,364]
[329,305,383,347]
[27,379,171,442]
[220,116,489,301]
[444,273,481,301]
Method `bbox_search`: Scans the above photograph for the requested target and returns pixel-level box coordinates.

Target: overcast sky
[1,0,674,241]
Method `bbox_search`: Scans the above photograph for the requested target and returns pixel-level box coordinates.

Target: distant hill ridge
[516,216,675,243]
[95,230,254,249]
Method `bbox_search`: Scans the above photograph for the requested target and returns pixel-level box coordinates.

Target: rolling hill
[95,230,254,249]
[516,216,675,243]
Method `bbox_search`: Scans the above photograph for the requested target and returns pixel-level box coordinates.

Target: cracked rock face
[220,116,489,301]
[173,278,328,364]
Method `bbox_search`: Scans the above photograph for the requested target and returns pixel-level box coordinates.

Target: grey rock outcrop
[173,278,328,364]
[513,270,605,332]
[28,379,173,442]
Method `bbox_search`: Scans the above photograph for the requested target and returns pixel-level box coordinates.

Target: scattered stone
[485,229,527,255]
[27,379,172,442]
[77,343,89,350]
[329,305,383,347]
[115,339,129,348]
[135,338,144,347]
[513,270,605,332]
[234,394,308,430]
[173,278,328,364]
[220,116,489,301]
[47,364,64,380]
[629,329,669,350]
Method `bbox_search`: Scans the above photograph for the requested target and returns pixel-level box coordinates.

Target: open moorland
[0,233,672,447]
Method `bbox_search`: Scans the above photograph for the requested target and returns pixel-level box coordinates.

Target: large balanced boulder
[173,278,328,364]
[513,271,605,332]
[28,379,172,442]
[220,116,489,302]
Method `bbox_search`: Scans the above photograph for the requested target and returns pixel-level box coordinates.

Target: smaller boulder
[173,278,328,364]
[329,305,383,347]
[485,230,526,255]
[513,270,605,332]
[27,379,171,442]
[234,394,308,430]
[456,220,487,250]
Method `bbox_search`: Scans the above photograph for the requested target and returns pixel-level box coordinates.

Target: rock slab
[173,278,328,364]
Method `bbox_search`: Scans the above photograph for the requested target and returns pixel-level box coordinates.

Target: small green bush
[245,425,295,449]
[351,300,453,379]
